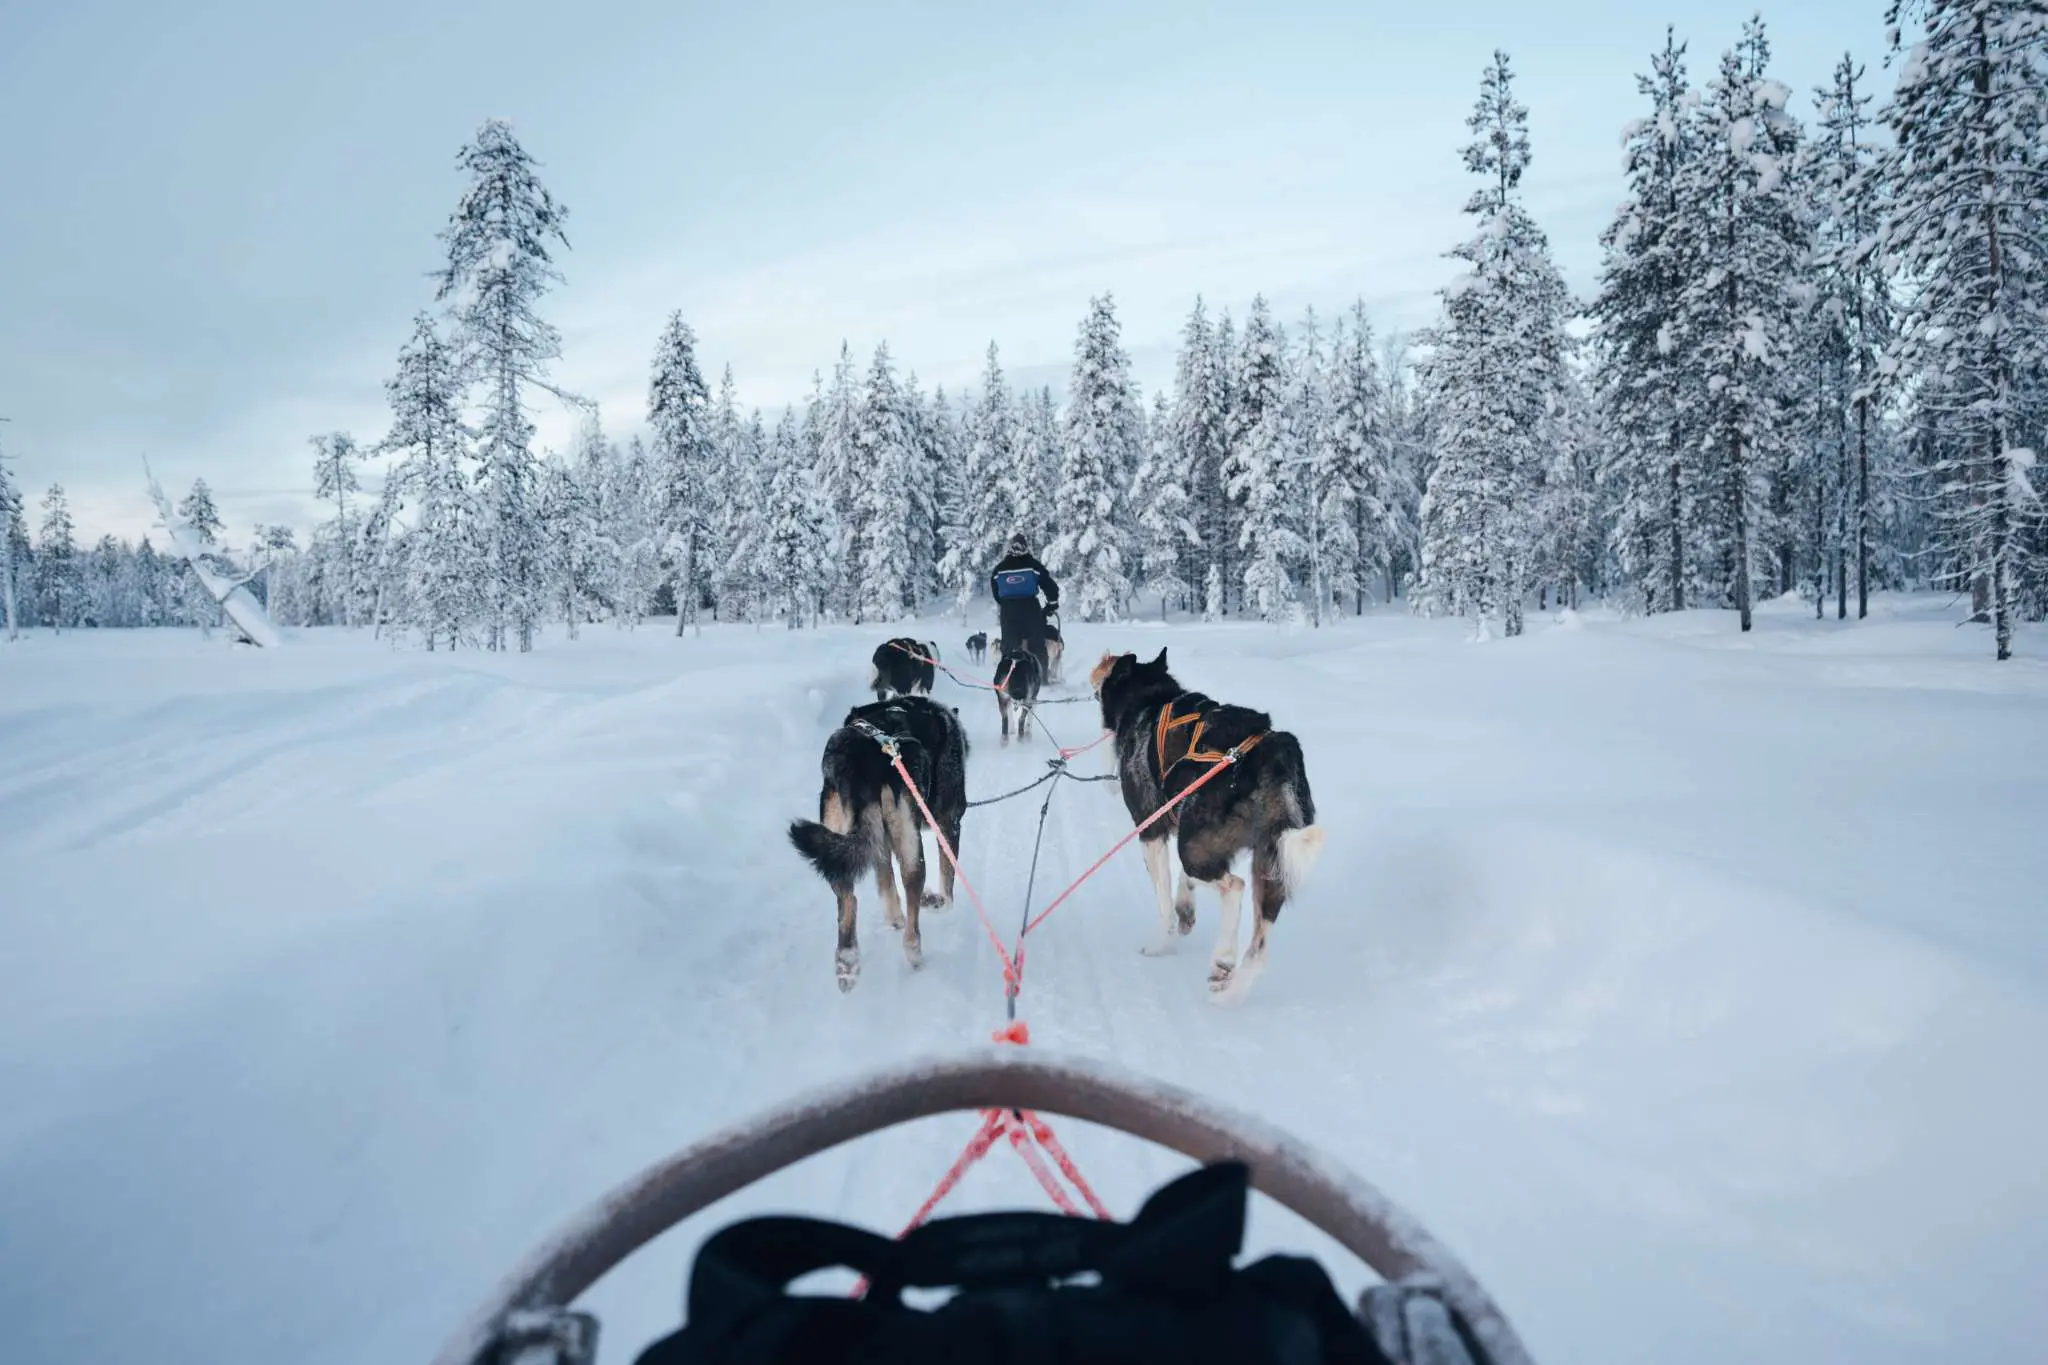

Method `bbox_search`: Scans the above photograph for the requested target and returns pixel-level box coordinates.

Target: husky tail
[1277,825,1326,897]
[788,818,870,888]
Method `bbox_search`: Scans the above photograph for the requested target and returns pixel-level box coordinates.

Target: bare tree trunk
[1974,8,2012,661]
[1856,394,1871,618]
[1731,427,1753,633]
[1667,450,1684,612]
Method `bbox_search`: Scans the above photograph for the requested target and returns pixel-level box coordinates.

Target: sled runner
[432,1053,1536,1365]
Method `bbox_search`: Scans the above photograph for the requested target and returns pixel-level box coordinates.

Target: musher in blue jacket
[989,532,1060,676]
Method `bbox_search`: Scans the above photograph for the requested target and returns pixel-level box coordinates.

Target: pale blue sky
[0,0,1886,540]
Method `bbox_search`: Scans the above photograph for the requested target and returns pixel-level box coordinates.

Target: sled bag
[993,568,1041,601]
[631,1162,1389,1365]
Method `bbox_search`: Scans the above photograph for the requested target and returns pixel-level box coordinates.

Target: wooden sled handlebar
[433,1051,1535,1365]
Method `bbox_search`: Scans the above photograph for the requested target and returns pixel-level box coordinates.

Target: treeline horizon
[3,1,2041,657]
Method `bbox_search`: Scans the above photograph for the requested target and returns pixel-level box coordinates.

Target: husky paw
[920,891,947,910]
[1209,957,1261,1004]
[903,939,924,970]
[1206,958,1236,990]
[883,905,906,931]
[836,949,861,992]
[1175,904,1196,934]
[1140,936,1177,958]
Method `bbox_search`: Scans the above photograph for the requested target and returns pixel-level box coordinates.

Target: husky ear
[1150,647,1168,668]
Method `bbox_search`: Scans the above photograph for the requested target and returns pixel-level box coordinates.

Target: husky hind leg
[788,787,871,992]
[873,792,907,933]
[1218,826,1324,1003]
[883,790,927,970]
[1203,870,1247,993]
[1138,836,1179,956]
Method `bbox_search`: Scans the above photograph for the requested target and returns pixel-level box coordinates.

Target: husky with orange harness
[1091,648,1323,1000]
[788,695,968,991]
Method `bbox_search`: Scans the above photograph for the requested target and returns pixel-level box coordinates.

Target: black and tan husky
[1090,648,1323,1001]
[995,645,1041,744]
[870,638,939,700]
[788,695,968,991]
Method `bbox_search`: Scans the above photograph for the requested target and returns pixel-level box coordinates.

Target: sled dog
[869,638,939,700]
[788,695,968,992]
[1090,648,1323,1001]
[965,631,989,663]
[1042,621,1065,685]
[995,645,1042,744]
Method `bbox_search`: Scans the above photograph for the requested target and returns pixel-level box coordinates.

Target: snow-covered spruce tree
[1782,227,1850,620]
[178,477,224,546]
[928,387,967,612]
[378,312,476,647]
[852,343,917,622]
[763,406,831,627]
[613,435,666,624]
[899,374,941,611]
[36,484,81,631]
[81,535,120,626]
[1880,0,2046,658]
[1228,331,1304,622]
[308,433,362,625]
[812,345,863,615]
[1169,299,1231,604]
[1222,297,1287,617]
[1133,390,1196,618]
[0,437,22,639]
[250,525,302,630]
[1051,294,1140,621]
[720,409,771,623]
[1668,21,1808,633]
[945,343,1017,605]
[1592,29,1698,614]
[1419,51,1572,637]
[1208,310,1241,605]
[436,119,582,652]
[539,440,608,638]
[1814,53,1893,620]
[1035,387,1063,545]
[1323,301,1396,611]
[176,476,230,632]
[705,364,743,619]
[1006,386,1060,552]
[1537,359,1606,609]
[1380,331,1429,598]
[648,312,715,636]
[357,472,409,634]
[1288,309,1333,623]
[141,537,188,627]
[569,417,626,626]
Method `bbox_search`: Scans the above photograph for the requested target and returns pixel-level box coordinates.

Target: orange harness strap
[1156,697,1267,774]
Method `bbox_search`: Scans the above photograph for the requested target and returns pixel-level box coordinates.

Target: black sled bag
[632,1161,1390,1365]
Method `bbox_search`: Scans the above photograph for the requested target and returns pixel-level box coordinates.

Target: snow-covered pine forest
[3,6,2043,657]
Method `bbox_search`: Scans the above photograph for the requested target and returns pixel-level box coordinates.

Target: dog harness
[1154,695,1266,774]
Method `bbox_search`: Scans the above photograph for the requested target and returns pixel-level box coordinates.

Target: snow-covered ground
[3,594,2044,1365]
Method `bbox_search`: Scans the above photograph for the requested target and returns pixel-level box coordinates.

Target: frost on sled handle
[432,1051,1537,1365]
[143,458,283,648]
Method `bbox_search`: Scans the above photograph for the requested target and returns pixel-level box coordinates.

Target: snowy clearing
[3,594,2045,1365]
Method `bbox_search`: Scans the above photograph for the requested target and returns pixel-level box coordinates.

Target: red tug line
[852,690,1264,1257]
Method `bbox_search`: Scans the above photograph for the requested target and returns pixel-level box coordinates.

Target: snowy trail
[3,600,2046,1365]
